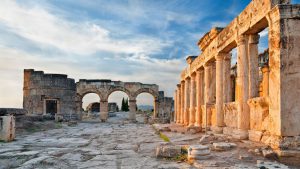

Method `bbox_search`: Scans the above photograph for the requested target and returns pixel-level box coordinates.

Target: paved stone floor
[0,112,192,169]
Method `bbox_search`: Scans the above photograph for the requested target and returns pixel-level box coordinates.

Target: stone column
[176,84,181,123]
[180,81,185,124]
[100,100,108,122]
[129,99,137,121]
[174,90,177,123]
[153,99,159,118]
[236,35,249,139]
[248,34,260,98]
[204,62,213,129]
[195,69,203,126]
[184,78,190,126]
[223,54,232,103]
[204,63,212,104]
[261,66,269,97]
[189,74,196,127]
[214,53,227,133]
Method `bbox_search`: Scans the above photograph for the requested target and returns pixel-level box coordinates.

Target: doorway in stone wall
[46,100,58,116]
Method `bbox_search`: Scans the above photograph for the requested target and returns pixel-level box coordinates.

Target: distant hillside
[138,105,153,111]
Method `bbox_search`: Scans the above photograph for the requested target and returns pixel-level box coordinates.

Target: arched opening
[108,91,129,112]
[136,93,155,117]
[81,93,100,119]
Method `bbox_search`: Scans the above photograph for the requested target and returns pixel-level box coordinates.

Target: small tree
[125,98,129,111]
[121,98,125,111]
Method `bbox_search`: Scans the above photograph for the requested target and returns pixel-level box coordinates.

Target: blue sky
[0,0,299,108]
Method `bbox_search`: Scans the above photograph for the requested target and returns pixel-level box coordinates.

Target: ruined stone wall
[23,69,77,117]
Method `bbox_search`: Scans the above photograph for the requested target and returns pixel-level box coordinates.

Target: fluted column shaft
[176,84,181,123]
[189,74,196,126]
[248,34,260,98]
[180,81,185,124]
[223,54,232,103]
[236,35,250,131]
[184,78,190,125]
[195,69,203,126]
[215,53,226,127]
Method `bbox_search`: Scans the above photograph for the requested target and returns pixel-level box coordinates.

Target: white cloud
[0,0,171,56]
[0,0,192,108]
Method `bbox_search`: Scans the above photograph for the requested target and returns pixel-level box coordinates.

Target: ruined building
[23,69,173,121]
[173,0,300,158]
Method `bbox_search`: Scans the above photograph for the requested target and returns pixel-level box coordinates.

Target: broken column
[128,99,137,121]
[0,115,15,142]
[100,100,108,122]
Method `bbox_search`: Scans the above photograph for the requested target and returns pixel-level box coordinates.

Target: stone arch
[132,88,159,100]
[106,86,133,101]
[77,89,103,101]
[133,88,159,118]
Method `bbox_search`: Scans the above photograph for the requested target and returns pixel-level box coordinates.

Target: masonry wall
[23,69,77,117]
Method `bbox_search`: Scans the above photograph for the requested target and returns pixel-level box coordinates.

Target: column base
[128,112,136,122]
[211,126,223,134]
[232,129,249,140]
[187,126,202,134]
[188,123,195,127]
[100,112,108,122]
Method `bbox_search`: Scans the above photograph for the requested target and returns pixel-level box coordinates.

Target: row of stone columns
[174,34,261,136]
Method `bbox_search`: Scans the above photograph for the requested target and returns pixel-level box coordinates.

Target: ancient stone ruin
[173,0,300,158]
[23,69,173,122]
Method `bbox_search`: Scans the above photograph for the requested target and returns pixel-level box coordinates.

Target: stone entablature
[174,0,300,158]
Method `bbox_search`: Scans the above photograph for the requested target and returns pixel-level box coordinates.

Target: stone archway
[133,88,159,118]
[76,79,160,121]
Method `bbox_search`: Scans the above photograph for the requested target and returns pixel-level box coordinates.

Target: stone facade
[23,69,77,119]
[173,0,300,157]
[23,69,173,122]
[157,91,174,123]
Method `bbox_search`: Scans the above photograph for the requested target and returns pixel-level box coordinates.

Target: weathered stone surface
[212,142,237,151]
[262,149,277,159]
[248,130,263,142]
[257,160,289,169]
[173,0,300,160]
[23,69,173,122]
[155,144,181,158]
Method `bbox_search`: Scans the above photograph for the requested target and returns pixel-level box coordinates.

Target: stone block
[0,115,15,142]
[188,145,210,162]
[232,129,248,140]
[211,126,223,134]
[155,144,181,158]
[187,126,202,134]
[262,149,277,159]
[248,130,263,142]
[223,127,234,136]
[212,142,237,151]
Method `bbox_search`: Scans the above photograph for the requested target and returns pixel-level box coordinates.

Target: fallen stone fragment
[188,145,211,162]
[262,149,277,159]
[212,142,237,151]
[187,126,202,134]
[239,155,253,161]
[155,144,181,158]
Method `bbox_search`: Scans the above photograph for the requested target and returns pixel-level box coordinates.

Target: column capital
[204,61,213,68]
[237,35,247,46]
[215,52,230,61]
[248,34,260,44]
[177,84,181,88]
